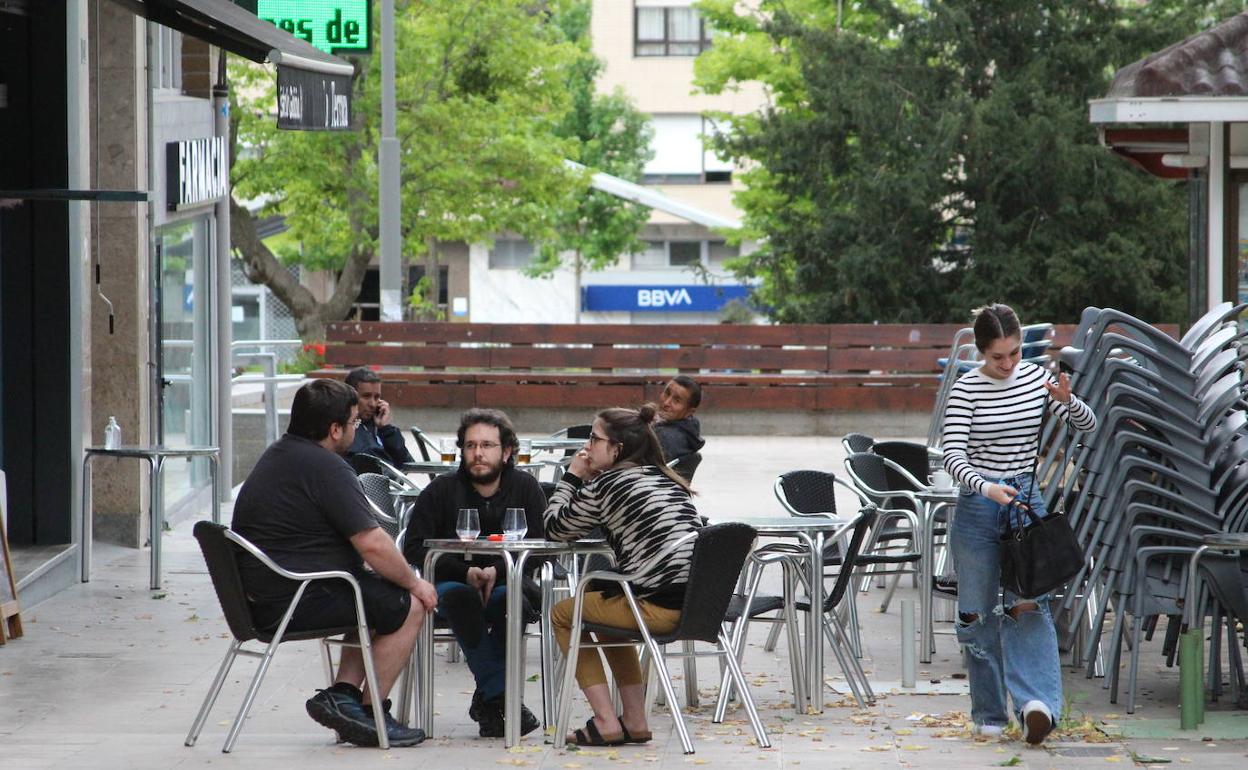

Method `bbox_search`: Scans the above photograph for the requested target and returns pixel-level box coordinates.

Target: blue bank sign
[582,285,751,313]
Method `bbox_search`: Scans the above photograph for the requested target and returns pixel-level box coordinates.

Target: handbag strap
[1009,392,1068,531]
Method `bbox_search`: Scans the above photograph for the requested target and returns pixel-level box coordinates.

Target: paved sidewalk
[2,436,1247,768]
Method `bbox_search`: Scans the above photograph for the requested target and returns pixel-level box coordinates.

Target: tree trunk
[574,249,583,325]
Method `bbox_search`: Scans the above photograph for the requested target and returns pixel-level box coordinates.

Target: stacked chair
[1029,303,1248,713]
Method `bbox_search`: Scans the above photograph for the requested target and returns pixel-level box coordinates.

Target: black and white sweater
[941,361,1097,496]
[544,465,702,608]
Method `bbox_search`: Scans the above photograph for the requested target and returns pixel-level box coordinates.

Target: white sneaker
[972,723,1004,738]
[1021,700,1054,745]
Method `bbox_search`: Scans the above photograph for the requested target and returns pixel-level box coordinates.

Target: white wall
[467,242,579,322]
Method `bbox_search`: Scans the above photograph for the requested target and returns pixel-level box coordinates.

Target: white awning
[565,160,742,231]
[1089,97,1248,124]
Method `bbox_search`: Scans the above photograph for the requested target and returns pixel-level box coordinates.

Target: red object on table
[487,534,504,541]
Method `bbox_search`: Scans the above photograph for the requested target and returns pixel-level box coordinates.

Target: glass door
[155,217,213,509]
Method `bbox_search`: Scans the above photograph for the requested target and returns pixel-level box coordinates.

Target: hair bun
[637,403,658,424]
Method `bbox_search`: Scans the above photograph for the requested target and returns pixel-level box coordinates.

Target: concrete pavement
[2,436,1246,768]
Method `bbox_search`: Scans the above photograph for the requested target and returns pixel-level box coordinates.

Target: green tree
[230,0,583,338]
[695,0,1236,324]
[526,1,653,323]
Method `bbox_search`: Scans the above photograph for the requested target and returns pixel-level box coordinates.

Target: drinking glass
[440,438,458,463]
[517,439,532,465]
[456,508,480,541]
[503,508,527,541]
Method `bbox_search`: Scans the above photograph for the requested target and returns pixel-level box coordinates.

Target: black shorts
[252,569,412,637]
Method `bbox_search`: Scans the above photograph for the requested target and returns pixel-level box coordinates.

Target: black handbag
[998,396,1086,598]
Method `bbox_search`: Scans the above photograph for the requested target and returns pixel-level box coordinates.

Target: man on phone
[345,367,415,467]
[401,408,546,738]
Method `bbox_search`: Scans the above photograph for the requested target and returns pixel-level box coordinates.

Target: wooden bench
[310,321,1125,413]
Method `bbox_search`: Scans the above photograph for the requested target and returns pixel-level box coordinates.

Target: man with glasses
[344,367,415,467]
[232,379,438,747]
[402,408,546,738]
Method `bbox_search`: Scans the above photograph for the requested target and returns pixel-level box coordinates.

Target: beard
[465,457,504,485]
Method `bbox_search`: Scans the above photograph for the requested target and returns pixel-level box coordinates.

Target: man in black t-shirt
[232,378,438,748]
[402,408,547,738]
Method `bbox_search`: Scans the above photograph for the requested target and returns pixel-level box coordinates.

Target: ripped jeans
[950,474,1062,728]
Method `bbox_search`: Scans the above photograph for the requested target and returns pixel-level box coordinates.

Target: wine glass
[456,508,480,541]
[502,508,527,541]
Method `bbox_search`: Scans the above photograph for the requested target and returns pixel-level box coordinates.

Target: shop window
[635,5,713,57]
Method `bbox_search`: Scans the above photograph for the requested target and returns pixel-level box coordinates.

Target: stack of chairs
[1033,303,1248,712]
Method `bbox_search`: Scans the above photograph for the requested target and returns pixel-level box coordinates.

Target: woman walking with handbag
[941,304,1097,744]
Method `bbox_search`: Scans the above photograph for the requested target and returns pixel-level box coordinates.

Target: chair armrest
[225,528,362,586]
[877,455,928,491]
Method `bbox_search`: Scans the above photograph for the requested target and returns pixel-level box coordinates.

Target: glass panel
[633,240,667,268]
[488,239,535,269]
[158,217,212,508]
[670,241,702,266]
[708,241,739,265]
[636,8,666,41]
[668,8,700,42]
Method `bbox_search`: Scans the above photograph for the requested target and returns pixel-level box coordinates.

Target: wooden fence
[312,321,1140,413]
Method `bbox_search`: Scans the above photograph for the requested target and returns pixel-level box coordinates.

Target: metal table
[915,487,958,663]
[710,516,848,713]
[81,445,220,589]
[529,438,587,453]
[417,538,612,747]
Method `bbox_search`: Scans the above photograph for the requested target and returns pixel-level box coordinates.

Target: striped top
[544,465,702,607]
[941,361,1097,496]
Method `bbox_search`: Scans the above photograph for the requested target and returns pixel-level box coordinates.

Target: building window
[634,240,702,268]
[643,114,733,184]
[635,5,713,57]
[488,239,536,269]
[154,25,183,91]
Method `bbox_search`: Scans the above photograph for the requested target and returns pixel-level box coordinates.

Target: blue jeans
[435,582,509,700]
[950,473,1062,728]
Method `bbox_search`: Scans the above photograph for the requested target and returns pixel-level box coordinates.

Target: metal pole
[900,599,916,688]
[379,0,402,321]
[214,57,234,502]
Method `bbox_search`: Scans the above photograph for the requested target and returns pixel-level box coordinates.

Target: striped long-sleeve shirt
[544,465,702,608]
[941,361,1097,496]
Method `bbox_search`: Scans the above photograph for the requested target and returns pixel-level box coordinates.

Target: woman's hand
[1043,372,1073,404]
[568,448,597,480]
[984,482,1017,505]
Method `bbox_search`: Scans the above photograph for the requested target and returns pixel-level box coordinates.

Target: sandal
[619,720,652,744]
[568,717,625,746]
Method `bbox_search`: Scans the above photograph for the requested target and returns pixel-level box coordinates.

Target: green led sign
[244,1,372,54]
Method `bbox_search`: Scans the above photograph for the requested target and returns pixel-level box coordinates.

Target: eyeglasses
[588,432,615,446]
[463,441,502,452]
[351,419,362,429]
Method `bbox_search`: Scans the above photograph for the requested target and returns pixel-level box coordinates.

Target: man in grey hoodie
[654,376,705,462]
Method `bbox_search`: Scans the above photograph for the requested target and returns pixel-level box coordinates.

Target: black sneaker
[306,682,364,738]
[476,695,540,738]
[308,693,425,748]
[365,700,427,748]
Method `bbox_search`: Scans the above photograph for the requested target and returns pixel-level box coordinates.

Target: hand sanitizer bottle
[104,416,121,449]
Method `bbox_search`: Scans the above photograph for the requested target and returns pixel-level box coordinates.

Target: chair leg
[354,619,389,750]
[823,612,872,707]
[646,638,696,754]
[222,637,284,753]
[717,630,771,749]
[1125,615,1145,714]
[682,640,699,707]
[185,640,242,747]
[878,572,902,613]
[762,620,783,652]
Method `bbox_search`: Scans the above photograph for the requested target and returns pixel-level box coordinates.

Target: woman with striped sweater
[545,404,702,747]
[942,304,1097,745]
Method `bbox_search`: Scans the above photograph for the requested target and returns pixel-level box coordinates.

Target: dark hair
[456,408,520,468]
[344,367,381,390]
[287,379,357,441]
[971,303,1021,352]
[669,375,702,409]
[597,404,692,493]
